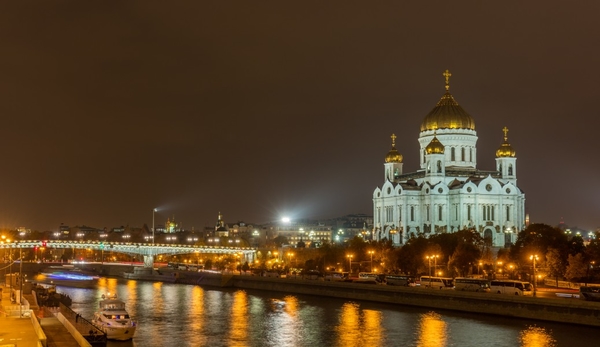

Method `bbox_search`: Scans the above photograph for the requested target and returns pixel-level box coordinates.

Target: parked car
[324,271,348,282]
[302,270,322,280]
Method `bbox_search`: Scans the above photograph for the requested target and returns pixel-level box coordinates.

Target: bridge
[0,240,256,268]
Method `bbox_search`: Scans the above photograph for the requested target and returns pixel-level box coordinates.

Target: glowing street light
[368,250,375,271]
[530,254,539,297]
[426,255,439,276]
[152,208,158,246]
[347,254,354,273]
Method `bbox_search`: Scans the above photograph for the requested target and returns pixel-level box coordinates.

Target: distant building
[267,219,332,247]
[215,212,229,238]
[326,214,373,243]
[373,71,526,248]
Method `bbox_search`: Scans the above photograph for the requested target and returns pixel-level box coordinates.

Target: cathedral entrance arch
[483,228,494,244]
[504,233,513,248]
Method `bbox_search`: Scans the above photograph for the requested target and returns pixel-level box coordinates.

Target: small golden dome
[496,126,516,157]
[420,70,475,132]
[385,133,403,163]
[426,135,445,154]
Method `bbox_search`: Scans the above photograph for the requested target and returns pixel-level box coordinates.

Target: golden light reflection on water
[97,277,119,295]
[123,280,137,316]
[283,295,299,317]
[336,303,384,347]
[520,326,556,347]
[190,286,204,318]
[416,312,447,347]
[229,290,248,347]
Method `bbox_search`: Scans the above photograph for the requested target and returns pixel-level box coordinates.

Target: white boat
[92,293,137,340]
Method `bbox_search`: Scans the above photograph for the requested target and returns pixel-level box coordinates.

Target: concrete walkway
[39,314,82,347]
[1,284,81,347]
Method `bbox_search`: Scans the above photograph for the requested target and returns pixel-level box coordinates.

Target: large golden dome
[496,127,516,157]
[420,70,475,132]
[385,133,403,163]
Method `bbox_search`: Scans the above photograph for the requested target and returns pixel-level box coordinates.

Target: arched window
[451,147,456,161]
[461,147,465,161]
[508,164,513,175]
[437,161,442,173]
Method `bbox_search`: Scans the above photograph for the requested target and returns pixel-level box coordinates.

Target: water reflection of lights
[283,295,298,317]
[336,303,384,347]
[416,312,447,347]
[265,295,302,346]
[190,286,204,319]
[97,277,119,293]
[229,290,248,346]
[124,280,138,317]
[520,326,556,347]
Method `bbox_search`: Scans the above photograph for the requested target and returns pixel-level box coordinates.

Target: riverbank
[15,263,600,328]
[191,272,600,327]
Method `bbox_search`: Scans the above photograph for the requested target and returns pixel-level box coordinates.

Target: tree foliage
[545,247,565,283]
[565,253,587,281]
[510,223,568,267]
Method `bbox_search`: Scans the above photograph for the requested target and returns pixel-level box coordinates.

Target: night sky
[1,1,599,232]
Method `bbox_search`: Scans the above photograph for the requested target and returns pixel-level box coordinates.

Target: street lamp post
[19,245,23,317]
[368,250,374,272]
[426,255,432,287]
[152,208,157,246]
[586,261,596,287]
[347,254,354,273]
[530,254,539,297]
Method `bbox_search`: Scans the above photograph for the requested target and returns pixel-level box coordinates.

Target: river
[55,277,598,347]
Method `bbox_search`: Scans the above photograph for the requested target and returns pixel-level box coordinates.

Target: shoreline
[18,263,600,328]
[189,271,600,327]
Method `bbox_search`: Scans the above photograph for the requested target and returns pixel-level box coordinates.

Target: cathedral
[373,70,525,248]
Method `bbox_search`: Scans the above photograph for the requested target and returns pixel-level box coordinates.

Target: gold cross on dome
[443,69,452,91]
[391,133,397,147]
[502,126,509,140]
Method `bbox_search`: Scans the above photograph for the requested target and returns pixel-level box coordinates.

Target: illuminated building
[373,70,525,247]
[165,216,180,233]
[215,212,229,237]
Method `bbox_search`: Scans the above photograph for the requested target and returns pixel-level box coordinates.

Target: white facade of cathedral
[373,71,525,248]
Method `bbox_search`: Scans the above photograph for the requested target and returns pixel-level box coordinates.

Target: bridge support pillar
[143,255,155,268]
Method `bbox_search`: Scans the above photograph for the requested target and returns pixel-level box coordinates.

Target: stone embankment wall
[196,272,600,327]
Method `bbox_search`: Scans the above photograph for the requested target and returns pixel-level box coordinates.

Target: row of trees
[266,223,599,283]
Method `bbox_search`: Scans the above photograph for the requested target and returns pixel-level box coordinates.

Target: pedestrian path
[1,284,82,347]
[39,314,82,347]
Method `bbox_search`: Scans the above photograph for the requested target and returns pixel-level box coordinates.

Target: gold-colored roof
[385,133,403,163]
[496,126,516,157]
[420,70,475,132]
[425,134,445,154]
